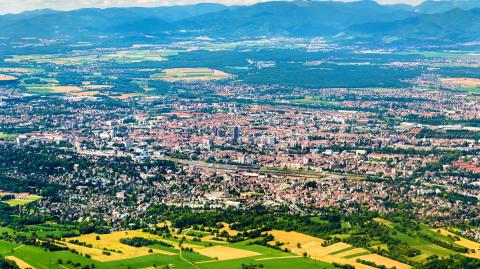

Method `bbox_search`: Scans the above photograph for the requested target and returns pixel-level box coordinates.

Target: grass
[380,225,458,263]
[185,230,210,237]
[309,217,330,225]
[420,229,455,243]
[149,244,180,253]
[398,50,480,59]
[181,251,212,263]
[152,68,232,82]
[342,251,370,259]
[373,218,394,227]
[196,257,337,269]
[0,132,17,141]
[12,246,191,269]
[0,221,341,269]
[464,87,480,93]
[0,235,338,269]
[24,86,56,94]
[3,195,42,206]
[0,240,20,254]
[6,49,178,66]
[230,240,293,259]
[0,242,190,269]
[393,230,456,257]
[1,220,474,269]
[290,96,337,106]
[13,223,78,239]
[329,246,356,255]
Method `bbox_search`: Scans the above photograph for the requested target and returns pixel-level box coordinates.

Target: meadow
[0,220,335,269]
[2,215,480,269]
[5,49,179,66]
[0,235,336,269]
[268,230,410,269]
[400,50,480,59]
[0,132,17,141]
[151,68,232,82]
[0,193,42,207]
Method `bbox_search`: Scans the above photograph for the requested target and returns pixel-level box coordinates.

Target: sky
[0,0,427,15]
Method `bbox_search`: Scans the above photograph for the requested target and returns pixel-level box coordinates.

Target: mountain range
[347,7,480,43]
[0,0,479,44]
[415,0,480,13]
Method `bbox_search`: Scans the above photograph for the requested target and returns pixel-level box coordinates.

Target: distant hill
[415,0,480,14]
[0,0,416,39]
[176,0,416,37]
[0,0,479,44]
[0,3,227,39]
[346,8,480,43]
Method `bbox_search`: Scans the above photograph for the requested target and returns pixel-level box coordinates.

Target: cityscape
[1,1,480,269]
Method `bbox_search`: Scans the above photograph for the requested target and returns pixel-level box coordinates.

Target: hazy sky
[0,0,426,15]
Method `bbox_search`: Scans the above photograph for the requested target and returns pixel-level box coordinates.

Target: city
[1,1,480,269]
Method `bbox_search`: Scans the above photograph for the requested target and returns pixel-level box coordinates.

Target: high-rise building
[232,126,240,144]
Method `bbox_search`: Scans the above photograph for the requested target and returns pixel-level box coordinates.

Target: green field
[0,221,338,269]
[288,96,337,106]
[2,216,480,269]
[3,194,42,206]
[6,48,180,66]
[399,50,480,59]
[463,87,480,93]
[186,230,211,238]
[0,132,17,141]
[0,238,336,269]
[391,229,457,261]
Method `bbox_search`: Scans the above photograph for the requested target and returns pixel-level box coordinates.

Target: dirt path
[5,256,35,269]
[178,227,201,269]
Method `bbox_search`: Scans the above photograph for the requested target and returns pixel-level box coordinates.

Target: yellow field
[268,230,410,269]
[72,91,101,97]
[357,254,411,269]
[0,68,34,73]
[440,77,480,88]
[465,251,480,259]
[219,222,239,236]
[373,217,393,227]
[335,247,368,258]
[5,256,35,269]
[434,228,480,258]
[309,242,352,256]
[186,223,235,244]
[268,230,325,250]
[82,85,113,90]
[30,85,83,93]
[320,255,375,269]
[105,50,168,62]
[0,74,17,81]
[111,93,146,100]
[196,245,260,260]
[62,230,177,262]
[48,86,83,93]
[255,256,302,261]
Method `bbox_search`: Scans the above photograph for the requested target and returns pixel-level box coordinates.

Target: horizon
[0,0,429,15]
